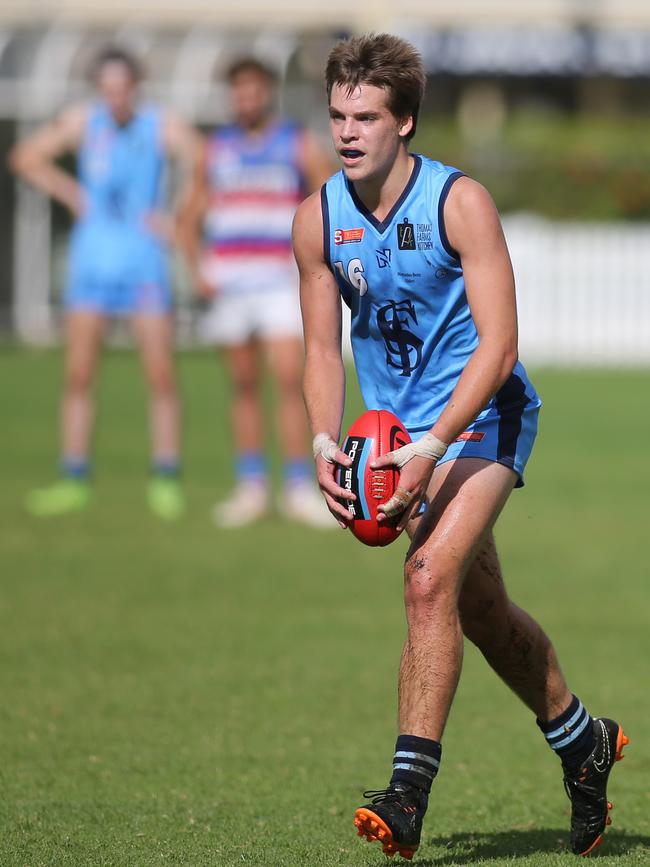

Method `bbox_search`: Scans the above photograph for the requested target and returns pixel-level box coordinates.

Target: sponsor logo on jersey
[416,223,434,251]
[397,218,416,250]
[398,270,421,284]
[376,249,392,268]
[377,299,423,377]
[455,431,486,443]
[334,227,365,245]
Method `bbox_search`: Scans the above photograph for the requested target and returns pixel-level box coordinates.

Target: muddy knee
[403,553,457,615]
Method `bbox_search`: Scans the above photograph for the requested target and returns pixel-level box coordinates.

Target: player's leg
[211,338,271,526]
[460,535,628,855]
[130,312,184,520]
[26,310,104,515]
[263,334,331,527]
[355,458,516,858]
[459,533,571,719]
[399,459,517,739]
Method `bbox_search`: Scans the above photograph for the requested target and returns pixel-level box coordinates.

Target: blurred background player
[10,46,199,520]
[181,57,335,527]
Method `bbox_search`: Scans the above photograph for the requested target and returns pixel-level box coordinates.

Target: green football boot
[147,476,185,521]
[25,478,91,516]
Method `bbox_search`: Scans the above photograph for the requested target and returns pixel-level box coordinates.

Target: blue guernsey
[321,154,541,437]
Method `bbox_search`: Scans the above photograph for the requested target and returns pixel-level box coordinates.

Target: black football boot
[563,717,629,855]
[353,782,428,860]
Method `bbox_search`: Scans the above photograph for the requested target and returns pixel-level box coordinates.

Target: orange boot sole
[354,807,418,860]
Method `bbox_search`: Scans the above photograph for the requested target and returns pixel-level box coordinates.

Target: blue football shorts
[65,235,172,317]
[408,399,540,490]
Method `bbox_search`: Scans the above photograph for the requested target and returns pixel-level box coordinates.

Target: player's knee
[403,555,457,613]
[146,363,176,396]
[64,365,94,394]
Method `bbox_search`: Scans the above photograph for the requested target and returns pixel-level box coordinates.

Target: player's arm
[374,177,518,528]
[292,191,355,526]
[298,129,337,193]
[8,104,87,217]
[159,111,204,248]
[430,177,519,443]
[169,127,214,299]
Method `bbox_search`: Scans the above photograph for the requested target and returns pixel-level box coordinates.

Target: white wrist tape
[312,433,339,463]
[387,432,448,468]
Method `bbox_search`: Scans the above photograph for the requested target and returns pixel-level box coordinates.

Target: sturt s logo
[396,218,416,251]
[377,300,423,377]
[376,249,391,268]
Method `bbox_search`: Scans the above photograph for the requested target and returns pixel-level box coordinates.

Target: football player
[293,33,627,860]
[11,46,200,519]
[180,57,335,527]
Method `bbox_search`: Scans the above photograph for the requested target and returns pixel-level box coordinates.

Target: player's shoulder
[52,102,90,148]
[293,188,323,231]
[293,188,328,261]
[444,174,497,219]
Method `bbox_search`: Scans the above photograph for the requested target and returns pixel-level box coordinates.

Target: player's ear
[397,115,414,141]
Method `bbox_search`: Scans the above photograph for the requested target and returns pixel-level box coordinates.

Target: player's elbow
[499,344,519,385]
[7,144,24,175]
[8,143,36,178]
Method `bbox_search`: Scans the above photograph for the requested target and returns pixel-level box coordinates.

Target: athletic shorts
[199,288,303,346]
[65,274,173,317]
[65,229,173,317]
[408,400,540,489]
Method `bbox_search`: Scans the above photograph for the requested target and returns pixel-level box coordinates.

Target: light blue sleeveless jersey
[322,155,541,483]
[66,103,171,314]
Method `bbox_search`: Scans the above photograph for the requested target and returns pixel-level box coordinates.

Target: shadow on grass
[416,829,650,864]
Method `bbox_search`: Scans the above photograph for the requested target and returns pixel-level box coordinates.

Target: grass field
[1,347,649,867]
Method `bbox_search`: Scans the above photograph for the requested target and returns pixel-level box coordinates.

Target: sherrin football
[337,409,411,547]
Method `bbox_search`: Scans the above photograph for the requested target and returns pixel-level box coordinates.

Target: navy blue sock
[61,457,90,480]
[390,734,442,793]
[537,695,595,770]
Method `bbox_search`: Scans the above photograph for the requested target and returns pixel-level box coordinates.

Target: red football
[337,409,411,547]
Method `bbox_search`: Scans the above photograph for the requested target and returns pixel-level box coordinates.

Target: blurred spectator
[10,46,200,520]
[181,57,335,527]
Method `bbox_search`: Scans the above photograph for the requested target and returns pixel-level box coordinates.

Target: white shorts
[199,288,304,346]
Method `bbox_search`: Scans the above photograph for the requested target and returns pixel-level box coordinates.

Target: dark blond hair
[325,34,425,141]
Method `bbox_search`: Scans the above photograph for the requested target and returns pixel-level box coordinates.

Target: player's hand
[68,187,87,221]
[371,433,448,531]
[194,271,218,303]
[313,434,355,529]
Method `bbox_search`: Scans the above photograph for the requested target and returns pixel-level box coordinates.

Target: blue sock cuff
[284,458,312,485]
[537,694,581,734]
[537,694,594,765]
[237,452,267,481]
[390,734,442,793]
[61,457,90,479]
[153,459,180,478]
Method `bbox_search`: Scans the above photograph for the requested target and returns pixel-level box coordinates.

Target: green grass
[1,348,649,866]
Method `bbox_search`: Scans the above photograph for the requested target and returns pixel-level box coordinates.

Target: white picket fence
[504,215,650,365]
[11,210,650,365]
[339,216,650,366]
